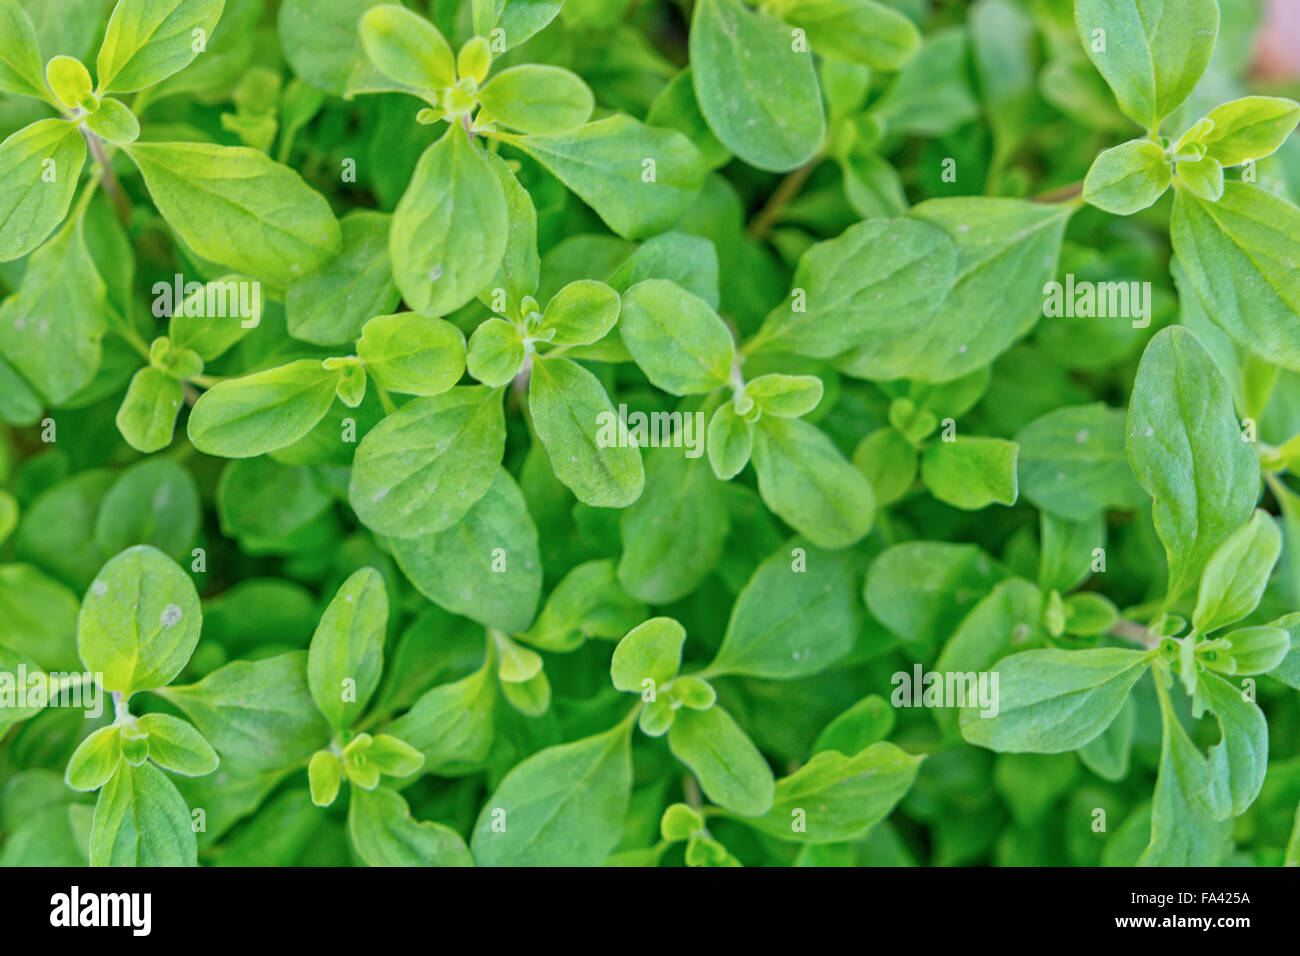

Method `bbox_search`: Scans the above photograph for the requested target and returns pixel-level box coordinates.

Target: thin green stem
[373,379,397,415]
[276,128,298,165]
[82,129,131,225]
[747,157,820,241]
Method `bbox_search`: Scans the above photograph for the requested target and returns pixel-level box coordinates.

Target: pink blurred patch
[1254,0,1300,78]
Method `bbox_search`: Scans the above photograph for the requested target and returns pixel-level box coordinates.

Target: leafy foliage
[1,0,1299,871]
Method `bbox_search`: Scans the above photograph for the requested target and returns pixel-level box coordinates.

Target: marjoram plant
[0,0,1299,868]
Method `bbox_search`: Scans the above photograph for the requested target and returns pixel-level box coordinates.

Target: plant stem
[747,158,820,241]
[82,130,131,225]
[1030,180,1083,203]
[373,380,397,415]
[1110,618,1159,649]
[683,774,703,808]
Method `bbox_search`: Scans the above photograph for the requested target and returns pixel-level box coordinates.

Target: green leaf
[712,541,859,679]
[690,0,824,171]
[618,447,728,604]
[1198,670,1267,820]
[390,128,508,316]
[920,436,1019,510]
[0,565,81,671]
[0,0,46,99]
[1139,677,1231,865]
[188,359,342,458]
[478,65,593,135]
[278,0,385,99]
[669,675,715,711]
[852,427,916,507]
[470,722,632,865]
[0,204,106,403]
[746,742,922,842]
[77,545,201,695]
[1170,183,1300,371]
[898,198,1072,382]
[338,363,368,412]
[750,416,874,549]
[157,652,331,772]
[46,54,93,109]
[480,151,540,317]
[868,26,978,137]
[389,468,542,635]
[610,617,685,692]
[1016,403,1146,521]
[358,3,454,90]
[466,318,524,387]
[529,355,645,508]
[1082,138,1171,215]
[308,750,341,807]
[1208,625,1291,676]
[1175,154,1223,201]
[83,96,139,143]
[472,0,561,50]
[661,802,704,841]
[94,457,200,562]
[646,68,730,171]
[167,274,261,360]
[496,115,705,240]
[1077,696,1136,782]
[493,633,542,684]
[931,578,1042,734]
[1197,96,1300,166]
[95,0,226,93]
[65,725,122,792]
[538,280,620,348]
[286,211,399,346]
[16,470,115,595]
[1074,0,1219,131]
[136,713,218,777]
[385,666,496,773]
[357,312,465,397]
[605,231,721,311]
[1192,510,1281,634]
[0,353,42,427]
[307,567,387,730]
[707,402,752,481]
[745,374,823,418]
[89,762,197,866]
[349,786,472,866]
[812,695,895,756]
[349,385,505,537]
[668,705,774,816]
[1126,327,1260,602]
[522,559,645,653]
[619,279,733,395]
[1264,613,1300,690]
[959,648,1153,753]
[888,397,937,445]
[125,141,342,289]
[779,0,920,70]
[215,457,330,552]
[1063,592,1119,636]
[0,648,48,734]
[968,0,1036,175]
[873,541,1003,655]
[503,667,551,720]
[0,491,16,547]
